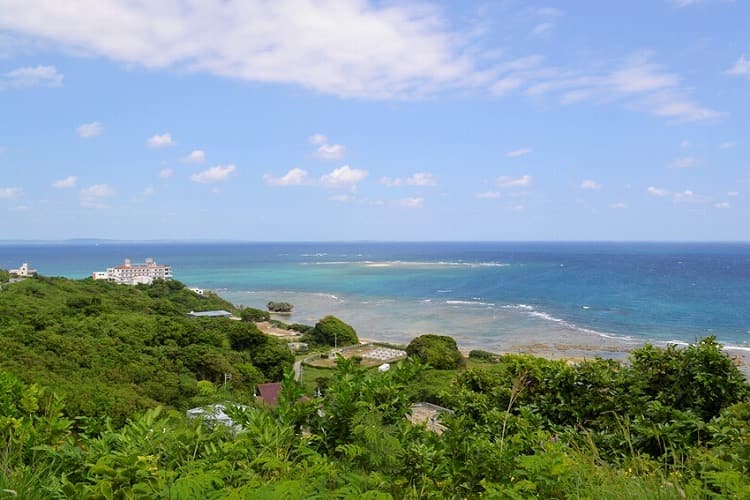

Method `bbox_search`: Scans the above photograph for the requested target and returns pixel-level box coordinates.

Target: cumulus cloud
[0,187,22,199]
[394,197,424,208]
[609,202,627,209]
[190,164,236,183]
[53,175,77,188]
[475,191,501,199]
[669,156,700,169]
[142,186,155,196]
[147,132,175,148]
[719,141,736,149]
[647,186,670,197]
[182,149,205,164]
[580,179,601,190]
[0,1,480,100]
[76,121,103,138]
[314,143,346,160]
[714,201,730,209]
[0,65,62,90]
[80,184,114,208]
[506,148,532,158]
[726,55,750,78]
[497,175,532,188]
[159,168,175,179]
[308,133,327,145]
[648,186,709,204]
[380,172,437,187]
[320,165,368,190]
[264,167,309,187]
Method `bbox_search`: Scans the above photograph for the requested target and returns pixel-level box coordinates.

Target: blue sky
[0,0,748,241]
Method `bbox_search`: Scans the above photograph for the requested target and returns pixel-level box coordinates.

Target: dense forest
[1,275,749,498]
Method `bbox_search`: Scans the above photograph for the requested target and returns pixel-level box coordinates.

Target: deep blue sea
[2,242,749,358]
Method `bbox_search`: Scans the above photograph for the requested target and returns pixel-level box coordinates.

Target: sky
[0,0,748,241]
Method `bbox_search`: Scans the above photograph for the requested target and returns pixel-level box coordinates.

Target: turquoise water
[2,242,748,356]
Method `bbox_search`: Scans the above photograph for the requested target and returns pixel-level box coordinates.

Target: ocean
[1,242,749,359]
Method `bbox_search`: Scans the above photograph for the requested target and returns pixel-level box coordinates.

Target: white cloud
[380,172,437,187]
[394,197,424,208]
[719,141,736,149]
[475,191,501,199]
[182,149,206,163]
[13,204,29,212]
[320,165,368,190]
[314,143,346,160]
[728,191,739,197]
[264,167,309,187]
[142,186,155,196]
[506,148,532,158]
[497,175,532,188]
[673,189,708,204]
[76,121,103,138]
[494,52,722,122]
[680,139,690,148]
[726,55,750,78]
[714,202,730,209]
[0,1,481,99]
[530,22,554,37]
[53,175,77,189]
[190,164,236,183]
[647,186,670,197]
[328,194,354,202]
[609,202,627,209]
[669,156,700,169]
[159,168,175,179]
[0,65,62,90]
[580,179,601,190]
[308,133,327,145]
[0,187,22,199]
[147,133,175,148]
[80,184,114,208]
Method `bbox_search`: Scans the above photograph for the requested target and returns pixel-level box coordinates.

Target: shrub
[240,307,270,322]
[406,334,464,370]
[469,349,502,363]
[309,316,358,347]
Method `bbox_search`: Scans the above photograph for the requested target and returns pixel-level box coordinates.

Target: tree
[240,307,270,322]
[406,334,464,369]
[309,315,358,347]
[227,322,266,351]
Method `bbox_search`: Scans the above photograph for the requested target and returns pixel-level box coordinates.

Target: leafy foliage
[239,306,270,322]
[406,334,464,369]
[308,315,359,347]
[0,276,284,425]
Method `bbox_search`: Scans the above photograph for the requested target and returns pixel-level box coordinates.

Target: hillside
[0,275,292,423]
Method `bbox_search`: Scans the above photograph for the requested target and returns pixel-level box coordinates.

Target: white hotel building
[92,258,173,285]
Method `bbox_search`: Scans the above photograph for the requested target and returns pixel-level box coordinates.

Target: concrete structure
[92,258,172,285]
[9,262,37,277]
[187,310,232,318]
[408,402,454,434]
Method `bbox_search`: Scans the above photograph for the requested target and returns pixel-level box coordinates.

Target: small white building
[9,262,37,277]
[92,258,172,285]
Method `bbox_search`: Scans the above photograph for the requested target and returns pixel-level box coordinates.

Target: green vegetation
[2,338,750,498]
[0,276,292,425]
[267,300,293,313]
[239,306,270,322]
[406,334,464,369]
[307,315,359,346]
[0,268,9,283]
[1,276,749,497]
